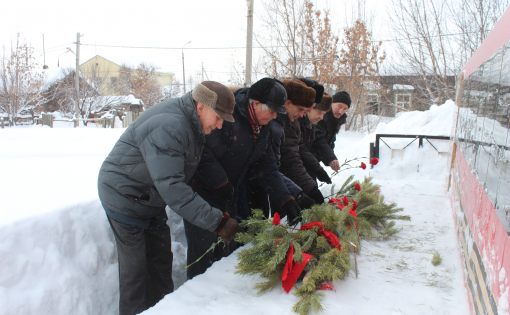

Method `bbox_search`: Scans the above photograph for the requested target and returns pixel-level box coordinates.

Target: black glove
[306,187,324,204]
[296,193,315,209]
[216,212,239,242]
[281,199,302,225]
[315,168,332,184]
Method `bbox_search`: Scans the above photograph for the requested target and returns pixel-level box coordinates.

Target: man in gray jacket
[98,81,238,315]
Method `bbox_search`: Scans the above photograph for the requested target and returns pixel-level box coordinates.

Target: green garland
[235,176,410,315]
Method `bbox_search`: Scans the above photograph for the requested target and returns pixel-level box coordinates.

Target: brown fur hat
[282,79,316,108]
[315,92,332,111]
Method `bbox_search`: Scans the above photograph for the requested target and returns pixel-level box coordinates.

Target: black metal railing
[370,134,451,160]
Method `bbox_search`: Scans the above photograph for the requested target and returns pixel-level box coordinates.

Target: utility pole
[181,49,186,94]
[181,41,191,94]
[42,34,48,70]
[74,32,81,127]
[245,0,254,87]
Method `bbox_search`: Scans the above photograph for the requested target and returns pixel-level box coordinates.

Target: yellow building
[79,55,174,95]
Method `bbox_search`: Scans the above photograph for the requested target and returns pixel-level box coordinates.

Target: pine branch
[293,292,324,315]
[255,273,282,294]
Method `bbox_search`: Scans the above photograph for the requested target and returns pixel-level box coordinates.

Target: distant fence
[123,111,136,128]
[3,110,141,128]
[0,116,12,128]
[35,113,116,128]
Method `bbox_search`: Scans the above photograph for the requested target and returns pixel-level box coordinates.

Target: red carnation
[328,198,340,204]
[354,182,361,191]
[360,162,366,169]
[272,212,281,225]
[319,281,335,291]
[370,157,379,165]
[342,196,349,205]
[351,200,358,211]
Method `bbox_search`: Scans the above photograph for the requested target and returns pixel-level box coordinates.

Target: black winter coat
[193,88,293,220]
[274,114,317,194]
[312,111,347,166]
[299,117,325,180]
[97,92,223,231]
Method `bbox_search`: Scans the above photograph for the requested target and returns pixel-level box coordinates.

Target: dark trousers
[184,220,234,279]
[108,216,174,315]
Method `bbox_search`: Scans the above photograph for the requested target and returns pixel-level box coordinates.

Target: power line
[80,43,286,50]
[376,31,478,43]
[79,31,475,51]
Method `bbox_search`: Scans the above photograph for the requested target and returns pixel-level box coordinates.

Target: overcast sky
[0,0,391,85]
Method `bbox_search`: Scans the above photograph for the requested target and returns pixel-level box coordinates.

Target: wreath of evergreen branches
[235,176,410,315]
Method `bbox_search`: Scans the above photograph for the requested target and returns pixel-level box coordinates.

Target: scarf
[247,103,261,141]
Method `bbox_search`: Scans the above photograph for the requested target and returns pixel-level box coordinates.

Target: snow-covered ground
[0,101,469,314]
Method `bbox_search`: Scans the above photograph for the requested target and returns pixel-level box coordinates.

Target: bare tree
[130,63,163,107]
[259,0,385,130]
[116,64,132,95]
[259,0,307,78]
[449,0,510,65]
[302,1,340,84]
[259,0,344,83]
[337,20,385,130]
[390,0,459,105]
[0,37,46,124]
[43,68,101,124]
[42,68,76,115]
[108,63,163,107]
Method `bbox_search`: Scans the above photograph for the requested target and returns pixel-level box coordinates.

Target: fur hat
[282,79,316,108]
[332,91,351,108]
[299,78,324,104]
[315,92,332,111]
[192,81,235,122]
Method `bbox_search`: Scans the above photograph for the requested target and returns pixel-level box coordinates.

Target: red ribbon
[300,222,341,250]
[282,244,312,293]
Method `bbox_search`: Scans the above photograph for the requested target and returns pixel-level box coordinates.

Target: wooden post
[448,72,465,191]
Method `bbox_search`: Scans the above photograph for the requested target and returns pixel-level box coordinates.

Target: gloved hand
[315,168,332,184]
[306,187,324,204]
[296,193,315,209]
[216,212,239,242]
[281,199,302,225]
